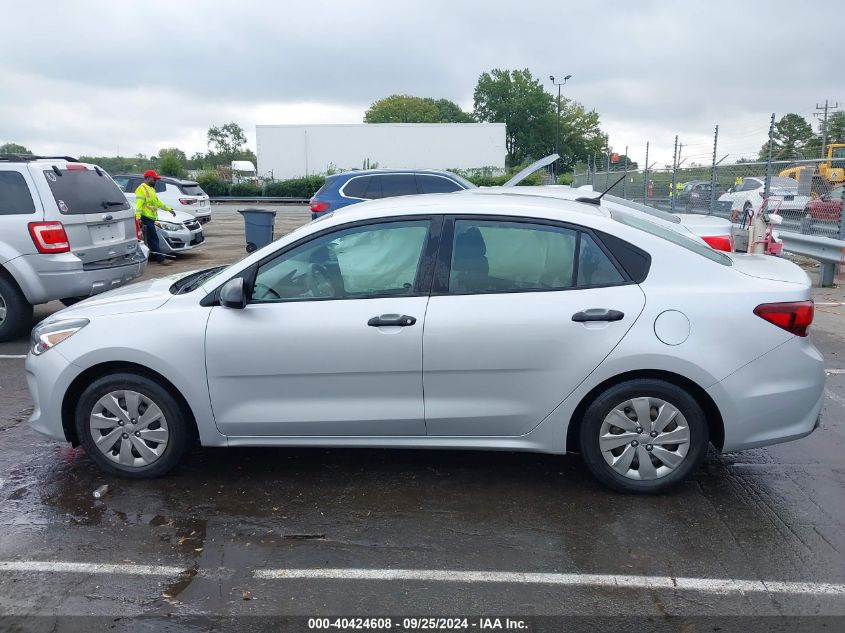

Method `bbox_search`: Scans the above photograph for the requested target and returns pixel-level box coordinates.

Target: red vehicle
[805,186,843,221]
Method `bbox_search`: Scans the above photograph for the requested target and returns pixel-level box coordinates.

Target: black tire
[579,379,708,494]
[60,297,84,307]
[246,242,257,253]
[75,373,191,479]
[0,274,33,343]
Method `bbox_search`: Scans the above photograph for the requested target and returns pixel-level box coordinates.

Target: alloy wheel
[89,390,170,468]
[599,396,691,480]
[0,292,6,324]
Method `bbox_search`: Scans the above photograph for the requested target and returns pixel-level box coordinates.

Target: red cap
[143,170,161,180]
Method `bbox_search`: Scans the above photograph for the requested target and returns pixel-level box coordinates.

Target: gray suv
[0,155,147,341]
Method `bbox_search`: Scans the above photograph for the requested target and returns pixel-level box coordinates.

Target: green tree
[157,147,187,162]
[758,113,816,160]
[0,142,32,154]
[158,151,186,178]
[432,99,475,123]
[364,95,474,123]
[473,69,556,166]
[206,122,253,166]
[555,98,606,170]
[822,111,845,147]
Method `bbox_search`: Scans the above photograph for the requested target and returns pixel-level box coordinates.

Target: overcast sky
[1,0,839,167]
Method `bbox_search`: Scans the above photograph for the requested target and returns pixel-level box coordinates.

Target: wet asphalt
[0,206,843,630]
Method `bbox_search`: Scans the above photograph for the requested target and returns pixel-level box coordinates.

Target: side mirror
[219,277,247,309]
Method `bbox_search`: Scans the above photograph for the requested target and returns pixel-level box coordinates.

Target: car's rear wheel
[75,373,190,478]
[0,274,33,343]
[579,379,708,494]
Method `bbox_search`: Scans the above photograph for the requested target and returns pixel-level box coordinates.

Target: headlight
[31,318,89,356]
[155,221,182,231]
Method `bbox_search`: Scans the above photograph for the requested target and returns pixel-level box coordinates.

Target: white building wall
[256,123,506,180]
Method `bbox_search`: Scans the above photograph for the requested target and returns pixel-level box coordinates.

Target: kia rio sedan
[25,193,824,493]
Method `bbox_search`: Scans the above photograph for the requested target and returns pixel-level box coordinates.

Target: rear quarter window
[0,171,36,215]
[179,183,204,196]
[341,176,370,199]
[42,168,130,215]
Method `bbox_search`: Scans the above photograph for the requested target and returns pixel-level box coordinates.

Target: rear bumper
[707,335,825,452]
[4,248,147,304]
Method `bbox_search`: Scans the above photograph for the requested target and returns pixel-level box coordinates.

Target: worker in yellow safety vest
[135,170,176,264]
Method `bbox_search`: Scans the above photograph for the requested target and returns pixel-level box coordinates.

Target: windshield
[42,168,130,214]
[448,173,477,190]
[611,209,732,266]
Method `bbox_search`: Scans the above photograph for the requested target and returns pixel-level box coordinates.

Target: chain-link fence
[570,118,845,240]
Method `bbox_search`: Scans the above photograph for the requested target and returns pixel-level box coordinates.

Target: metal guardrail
[210,197,310,204]
[779,233,845,287]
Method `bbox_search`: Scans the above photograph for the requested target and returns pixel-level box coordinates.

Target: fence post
[839,205,845,241]
[643,142,649,203]
[622,145,628,198]
[670,135,679,212]
[708,125,719,214]
[763,113,775,212]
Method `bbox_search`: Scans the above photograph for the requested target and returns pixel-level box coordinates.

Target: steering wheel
[307,263,335,298]
[253,281,281,300]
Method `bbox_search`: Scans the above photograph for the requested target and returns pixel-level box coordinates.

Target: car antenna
[575,174,626,205]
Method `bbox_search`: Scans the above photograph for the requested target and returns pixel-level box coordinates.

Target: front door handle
[368,314,417,327]
[572,309,625,323]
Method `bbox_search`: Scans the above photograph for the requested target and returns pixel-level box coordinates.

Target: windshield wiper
[177,266,226,294]
[101,200,127,208]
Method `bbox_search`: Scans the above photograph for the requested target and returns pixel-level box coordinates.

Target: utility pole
[670,135,679,212]
[643,141,650,202]
[622,145,628,198]
[814,99,840,159]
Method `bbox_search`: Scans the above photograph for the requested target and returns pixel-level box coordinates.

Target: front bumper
[26,348,78,443]
[708,335,825,452]
[7,248,147,305]
[157,227,205,254]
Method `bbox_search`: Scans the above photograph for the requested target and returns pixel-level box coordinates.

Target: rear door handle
[368,314,417,327]
[572,309,625,323]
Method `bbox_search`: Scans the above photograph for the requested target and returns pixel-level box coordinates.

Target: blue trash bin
[237,208,277,253]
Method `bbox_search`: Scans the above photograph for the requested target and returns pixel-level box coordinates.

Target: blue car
[309,169,476,219]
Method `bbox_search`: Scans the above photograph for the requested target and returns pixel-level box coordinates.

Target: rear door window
[378,174,419,198]
[111,176,132,192]
[364,177,383,199]
[417,175,464,194]
[42,168,130,214]
[155,180,167,193]
[0,171,36,215]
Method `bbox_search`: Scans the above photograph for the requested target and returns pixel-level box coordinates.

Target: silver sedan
[25,193,824,493]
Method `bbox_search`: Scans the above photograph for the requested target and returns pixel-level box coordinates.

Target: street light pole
[549,74,572,176]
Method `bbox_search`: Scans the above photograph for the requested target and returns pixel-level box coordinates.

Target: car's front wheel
[75,373,191,478]
[579,379,708,494]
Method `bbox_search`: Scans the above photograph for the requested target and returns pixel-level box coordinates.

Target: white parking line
[0,355,26,359]
[252,568,845,596]
[0,561,185,576]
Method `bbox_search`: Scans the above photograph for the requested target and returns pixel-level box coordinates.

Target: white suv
[0,155,147,341]
[113,174,211,223]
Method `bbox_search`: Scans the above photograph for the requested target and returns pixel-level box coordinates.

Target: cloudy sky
[0,0,838,166]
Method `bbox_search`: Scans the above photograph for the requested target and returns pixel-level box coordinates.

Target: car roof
[327,190,610,224]
[113,174,199,185]
[332,168,460,179]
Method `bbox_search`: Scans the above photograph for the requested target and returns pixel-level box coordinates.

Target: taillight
[28,222,70,254]
[179,198,197,205]
[310,201,330,213]
[754,301,814,337]
[701,235,734,252]
[135,218,143,241]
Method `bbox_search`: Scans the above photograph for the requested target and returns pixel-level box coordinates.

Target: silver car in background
[25,193,823,493]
